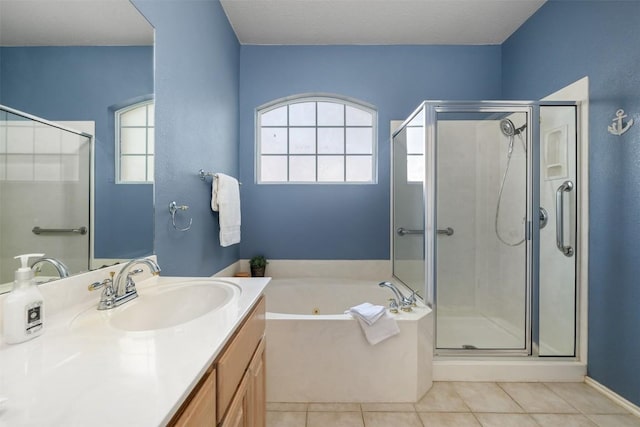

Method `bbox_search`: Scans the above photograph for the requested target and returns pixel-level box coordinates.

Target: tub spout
[378,281,413,312]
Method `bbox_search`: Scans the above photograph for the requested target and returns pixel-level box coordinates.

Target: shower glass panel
[538,105,577,356]
[392,111,426,297]
[435,110,529,352]
[0,107,91,290]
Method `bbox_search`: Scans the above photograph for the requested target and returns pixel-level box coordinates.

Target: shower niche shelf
[544,125,568,181]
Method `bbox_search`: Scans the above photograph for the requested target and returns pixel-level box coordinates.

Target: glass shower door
[392,110,426,298]
[434,109,530,352]
[538,105,577,356]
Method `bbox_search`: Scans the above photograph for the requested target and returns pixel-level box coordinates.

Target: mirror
[0,0,154,292]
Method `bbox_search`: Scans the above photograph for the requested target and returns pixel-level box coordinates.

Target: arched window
[256,95,377,184]
[115,100,154,183]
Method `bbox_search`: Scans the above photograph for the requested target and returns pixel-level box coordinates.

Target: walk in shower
[0,105,91,291]
[392,101,580,361]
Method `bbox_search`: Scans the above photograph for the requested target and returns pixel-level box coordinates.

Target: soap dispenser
[2,253,46,344]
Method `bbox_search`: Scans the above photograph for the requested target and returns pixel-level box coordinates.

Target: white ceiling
[220,0,547,45]
[0,0,153,46]
[0,0,546,47]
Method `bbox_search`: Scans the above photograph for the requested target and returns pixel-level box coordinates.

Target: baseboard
[585,377,640,418]
[433,359,586,382]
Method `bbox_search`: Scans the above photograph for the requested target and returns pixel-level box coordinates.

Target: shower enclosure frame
[392,100,581,358]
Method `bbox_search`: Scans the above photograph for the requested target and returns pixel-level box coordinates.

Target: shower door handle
[396,227,454,236]
[555,180,574,257]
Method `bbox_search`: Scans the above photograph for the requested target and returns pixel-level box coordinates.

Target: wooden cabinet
[220,337,266,427]
[172,367,216,426]
[247,338,266,427]
[169,296,265,427]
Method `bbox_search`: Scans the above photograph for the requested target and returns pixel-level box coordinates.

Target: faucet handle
[408,290,419,307]
[88,274,116,310]
[88,273,114,292]
[388,298,399,314]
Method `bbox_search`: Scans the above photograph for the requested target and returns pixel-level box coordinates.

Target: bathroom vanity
[0,264,269,426]
[172,296,266,426]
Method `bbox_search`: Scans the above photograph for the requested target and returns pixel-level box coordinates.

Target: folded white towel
[346,302,386,326]
[346,303,400,345]
[211,173,241,247]
[354,312,400,345]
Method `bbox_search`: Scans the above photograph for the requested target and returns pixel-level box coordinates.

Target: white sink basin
[71,279,241,332]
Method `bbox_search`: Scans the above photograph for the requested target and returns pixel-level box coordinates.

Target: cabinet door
[248,338,266,427]
[220,371,250,427]
[174,368,216,427]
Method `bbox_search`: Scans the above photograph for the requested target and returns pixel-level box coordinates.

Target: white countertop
[0,275,270,427]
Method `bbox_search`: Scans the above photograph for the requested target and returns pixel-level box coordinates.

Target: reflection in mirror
[0,0,154,293]
[0,107,91,292]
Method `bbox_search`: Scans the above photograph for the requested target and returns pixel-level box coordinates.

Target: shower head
[500,119,526,136]
[500,119,516,136]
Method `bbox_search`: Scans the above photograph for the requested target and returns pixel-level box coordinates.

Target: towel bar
[198,169,242,185]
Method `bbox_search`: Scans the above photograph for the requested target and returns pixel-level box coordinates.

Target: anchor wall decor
[608,109,634,136]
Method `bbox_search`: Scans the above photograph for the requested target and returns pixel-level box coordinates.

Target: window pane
[290,128,316,154]
[346,155,372,182]
[318,156,344,182]
[289,102,316,126]
[121,128,147,154]
[147,130,155,154]
[346,106,372,126]
[261,106,287,126]
[407,154,424,182]
[317,102,344,126]
[318,128,344,154]
[121,156,147,181]
[261,128,288,154]
[121,105,147,126]
[407,127,424,154]
[261,156,287,181]
[289,156,315,181]
[148,104,155,127]
[346,128,373,154]
[147,155,154,181]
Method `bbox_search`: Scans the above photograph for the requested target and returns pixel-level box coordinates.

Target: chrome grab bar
[397,227,422,236]
[396,227,454,236]
[32,226,87,235]
[555,180,574,257]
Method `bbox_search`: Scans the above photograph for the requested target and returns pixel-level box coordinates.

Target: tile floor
[267,382,640,427]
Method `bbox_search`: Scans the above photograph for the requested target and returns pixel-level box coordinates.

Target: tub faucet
[378,281,416,312]
[31,257,70,279]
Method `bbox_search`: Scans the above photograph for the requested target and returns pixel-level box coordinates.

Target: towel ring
[169,201,192,232]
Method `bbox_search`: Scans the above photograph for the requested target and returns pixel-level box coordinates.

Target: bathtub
[265,277,433,403]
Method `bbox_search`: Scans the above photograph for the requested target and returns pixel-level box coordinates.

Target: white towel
[346,303,400,345]
[211,173,241,247]
[346,302,386,326]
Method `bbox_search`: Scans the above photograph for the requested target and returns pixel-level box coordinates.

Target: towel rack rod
[198,169,242,185]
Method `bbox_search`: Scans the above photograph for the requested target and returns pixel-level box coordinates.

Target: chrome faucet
[88,258,161,310]
[378,281,417,312]
[113,258,161,298]
[31,257,70,279]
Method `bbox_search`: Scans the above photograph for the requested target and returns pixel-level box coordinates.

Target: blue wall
[503,0,640,406]
[239,45,502,259]
[0,46,154,259]
[133,0,241,276]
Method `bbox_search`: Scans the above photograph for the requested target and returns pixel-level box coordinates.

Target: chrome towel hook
[169,201,192,232]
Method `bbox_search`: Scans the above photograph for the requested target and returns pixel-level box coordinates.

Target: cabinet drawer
[217,296,265,422]
[173,368,216,426]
